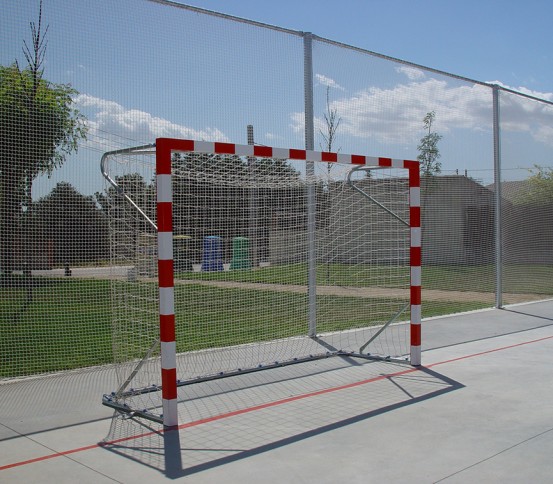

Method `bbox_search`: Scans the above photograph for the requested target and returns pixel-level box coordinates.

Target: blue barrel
[201,236,224,271]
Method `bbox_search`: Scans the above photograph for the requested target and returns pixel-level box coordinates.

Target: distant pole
[304,32,317,337]
[492,86,503,308]
[247,125,258,267]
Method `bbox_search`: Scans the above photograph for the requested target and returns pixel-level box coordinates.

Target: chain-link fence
[1,0,552,424]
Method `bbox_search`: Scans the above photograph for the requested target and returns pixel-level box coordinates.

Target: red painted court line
[426,334,553,368]
[2,333,553,472]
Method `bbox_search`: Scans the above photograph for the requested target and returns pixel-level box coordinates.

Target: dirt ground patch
[176,279,546,305]
[30,268,546,305]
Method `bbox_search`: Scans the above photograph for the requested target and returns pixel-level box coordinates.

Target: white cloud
[315,74,345,91]
[292,78,491,145]
[396,66,425,81]
[290,77,553,147]
[75,94,229,151]
[487,81,553,102]
[535,124,553,145]
[484,81,553,143]
[264,132,284,141]
[290,111,305,134]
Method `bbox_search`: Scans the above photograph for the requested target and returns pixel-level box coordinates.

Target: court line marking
[2,333,553,471]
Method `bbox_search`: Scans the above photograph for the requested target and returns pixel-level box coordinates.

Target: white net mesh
[1,0,552,437]
[101,145,414,421]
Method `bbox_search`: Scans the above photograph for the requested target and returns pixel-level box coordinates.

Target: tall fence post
[493,85,503,309]
[304,32,317,337]
[247,124,258,267]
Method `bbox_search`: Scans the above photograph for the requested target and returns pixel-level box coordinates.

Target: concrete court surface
[1,300,552,483]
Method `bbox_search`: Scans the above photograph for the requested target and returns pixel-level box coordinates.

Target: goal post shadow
[100,138,421,428]
[100,364,461,478]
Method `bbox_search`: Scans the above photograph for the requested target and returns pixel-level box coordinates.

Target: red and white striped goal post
[155,137,421,427]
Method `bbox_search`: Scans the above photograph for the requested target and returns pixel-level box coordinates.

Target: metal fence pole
[304,32,317,336]
[247,124,258,267]
[493,85,503,308]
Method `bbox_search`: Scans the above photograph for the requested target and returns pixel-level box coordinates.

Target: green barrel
[230,236,251,270]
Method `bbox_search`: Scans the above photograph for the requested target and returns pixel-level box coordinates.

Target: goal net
[101,138,421,426]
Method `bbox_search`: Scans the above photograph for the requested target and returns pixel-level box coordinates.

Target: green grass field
[1,261,551,378]
[0,279,113,377]
[178,262,553,295]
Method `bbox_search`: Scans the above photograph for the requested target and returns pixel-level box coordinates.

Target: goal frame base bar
[102,350,412,425]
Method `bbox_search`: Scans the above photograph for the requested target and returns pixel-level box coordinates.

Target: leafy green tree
[0,1,87,274]
[32,182,108,265]
[515,165,553,205]
[417,111,442,176]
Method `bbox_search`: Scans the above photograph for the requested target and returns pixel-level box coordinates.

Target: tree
[319,86,342,153]
[317,86,343,281]
[33,182,109,265]
[0,0,87,275]
[417,111,442,176]
[515,165,553,205]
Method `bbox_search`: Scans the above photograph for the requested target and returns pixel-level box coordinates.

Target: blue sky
[184,0,553,94]
[2,0,553,197]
